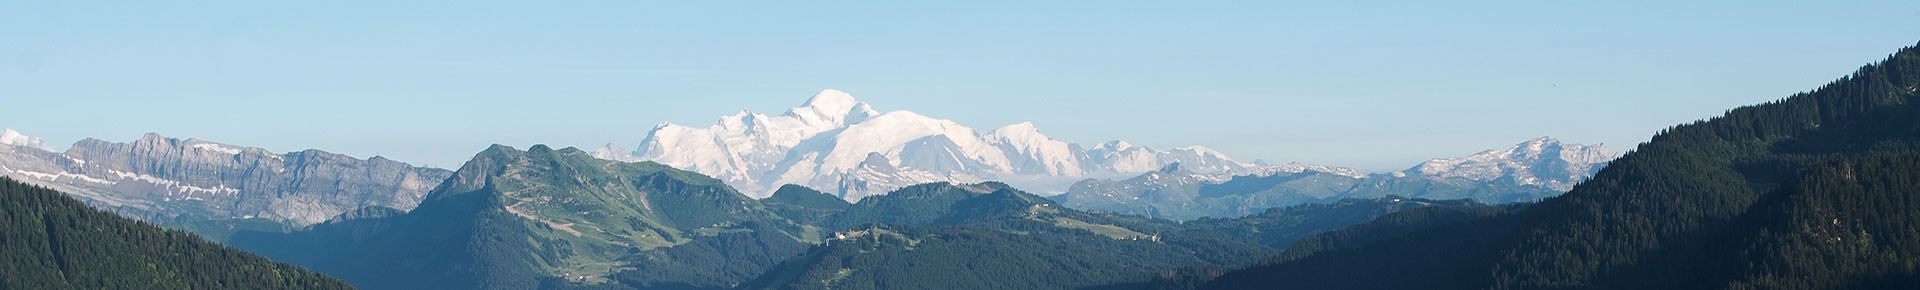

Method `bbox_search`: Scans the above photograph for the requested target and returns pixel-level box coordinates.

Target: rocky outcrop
[0,132,450,226]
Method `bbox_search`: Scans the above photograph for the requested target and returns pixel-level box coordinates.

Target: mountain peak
[1176,145,1230,159]
[804,89,858,108]
[1093,140,1135,151]
[616,89,1253,199]
[986,121,1049,142]
[1405,136,1615,191]
[783,89,879,126]
[1514,136,1561,152]
[996,121,1038,132]
[0,128,56,152]
[796,89,864,118]
[591,142,635,162]
[139,132,169,142]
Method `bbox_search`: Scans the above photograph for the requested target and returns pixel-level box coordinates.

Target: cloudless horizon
[3,1,1918,171]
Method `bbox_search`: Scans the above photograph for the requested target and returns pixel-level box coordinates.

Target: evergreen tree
[0,177,352,289]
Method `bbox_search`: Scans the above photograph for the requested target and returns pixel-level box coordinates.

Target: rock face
[594,89,1248,201]
[0,131,450,226]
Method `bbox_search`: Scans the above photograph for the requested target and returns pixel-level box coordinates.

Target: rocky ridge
[0,130,450,226]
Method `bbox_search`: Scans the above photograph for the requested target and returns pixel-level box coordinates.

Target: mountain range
[13,39,1912,290]
[1054,136,1611,220]
[0,131,450,228]
[226,141,1476,290]
[1397,136,1613,191]
[0,106,1609,240]
[592,89,1248,201]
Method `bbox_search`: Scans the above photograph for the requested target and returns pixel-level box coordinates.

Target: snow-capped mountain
[1397,136,1613,191]
[0,132,450,226]
[1055,137,1613,220]
[0,129,56,152]
[594,89,1248,200]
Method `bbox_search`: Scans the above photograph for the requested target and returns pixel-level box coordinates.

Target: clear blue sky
[2,1,1917,171]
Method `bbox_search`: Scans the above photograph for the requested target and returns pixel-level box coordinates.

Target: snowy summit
[0,129,58,152]
[594,89,1253,201]
[1400,136,1613,191]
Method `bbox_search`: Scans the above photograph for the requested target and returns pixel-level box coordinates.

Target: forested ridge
[221,156,1492,290]
[1193,41,1920,290]
[742,182,1278,290]
[738,183,1501,290]
[1186,195,1484,249]
[0,177,351,289]
[229,145,815,290]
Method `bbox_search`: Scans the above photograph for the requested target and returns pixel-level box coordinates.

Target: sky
[2,1,1918,171]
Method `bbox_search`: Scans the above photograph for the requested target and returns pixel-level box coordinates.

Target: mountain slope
[1148,201,1524,290]
[593,89,1248,200]
[1186,196,1484,249]
[742,181,1277,290]
[745,224,1253,290]
[760,184,851,226]
[822,182,1062,229]
[231,145,814,290]
[0,132,450,228]
[0,177,350,289]
[1194,40,1920,290]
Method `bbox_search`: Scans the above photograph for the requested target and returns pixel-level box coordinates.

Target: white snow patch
[0,165,114,185]
[191,143,243,155]
[107,169,241,196]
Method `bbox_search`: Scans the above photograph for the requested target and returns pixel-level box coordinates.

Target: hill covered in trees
[1190,41,1920,290]
[0,177,351,289]
[744,182,1276,290]
[741,183,1491,290]
[1186,196,1486,249]
[229,145,816,290]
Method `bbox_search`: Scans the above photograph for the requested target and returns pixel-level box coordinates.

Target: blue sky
[2,1,1917,171]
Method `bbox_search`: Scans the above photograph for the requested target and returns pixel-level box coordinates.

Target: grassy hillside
[230,145,814,290]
